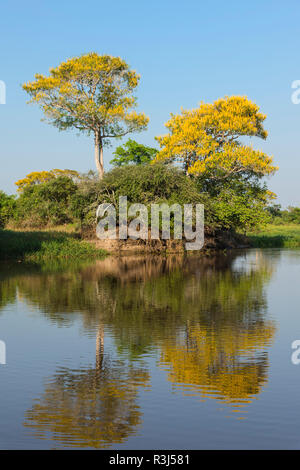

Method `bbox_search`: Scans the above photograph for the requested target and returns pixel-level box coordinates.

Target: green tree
[110,139,158,166]
[74,163,210,229]
[14,176,78,227]
[0,191,16,228]
[266,203,282,218]
[207,178,273,231]
[23,53,149,179]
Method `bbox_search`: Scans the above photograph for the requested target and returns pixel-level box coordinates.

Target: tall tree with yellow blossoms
[15,169,79,192]
[154,96,278,184]
[23,53,149,179]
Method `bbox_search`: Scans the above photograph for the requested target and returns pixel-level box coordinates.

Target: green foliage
[267,205,300,225]
[76,163,211,229]
[13,176,78,227]
[203,178,271,231]
[0,230,66,259]
[25,238,106,262]
[6,162,274,235]
[248,224,300,248]
[97,164,204,204]
[0,191,16,228]
[285,207,300,223]
[0,229,106,261]
[110,139,158,167]
[266,203,282,219]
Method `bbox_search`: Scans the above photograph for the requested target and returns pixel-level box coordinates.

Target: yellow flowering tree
[23,53,149,178]
[15,169,79,192]
[155,96,278,182]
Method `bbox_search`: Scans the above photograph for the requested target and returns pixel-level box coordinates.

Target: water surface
[0,249,299,449]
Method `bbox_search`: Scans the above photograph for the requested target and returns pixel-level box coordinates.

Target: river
[0,249,299,449]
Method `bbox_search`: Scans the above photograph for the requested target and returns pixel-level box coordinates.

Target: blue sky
[0,0,299,206]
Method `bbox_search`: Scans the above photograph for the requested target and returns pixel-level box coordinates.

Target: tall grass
[248,224,300,248]
[0,229,107,261]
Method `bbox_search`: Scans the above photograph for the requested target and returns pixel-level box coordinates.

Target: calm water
[0,249,299,449]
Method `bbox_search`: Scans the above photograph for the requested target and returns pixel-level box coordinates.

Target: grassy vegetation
[0,229,107,262]
[248,224,300,248]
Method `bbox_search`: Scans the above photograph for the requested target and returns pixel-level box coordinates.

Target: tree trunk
[96,324,104,371]
[94,131,104,179]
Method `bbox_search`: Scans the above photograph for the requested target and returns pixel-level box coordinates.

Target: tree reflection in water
[24,325,150,448]
[0,250,278,445]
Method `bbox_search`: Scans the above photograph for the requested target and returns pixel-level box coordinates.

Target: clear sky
[0,0,299,206]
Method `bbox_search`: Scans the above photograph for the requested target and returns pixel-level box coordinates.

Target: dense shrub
[12,176,78,227]
[74,163,213,229]
[203,179,271,232]
[5,163,272,234]
[0,191,16,228]
[265,204,300,225]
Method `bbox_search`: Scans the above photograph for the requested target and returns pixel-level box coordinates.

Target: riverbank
[0,226,248,261]
[248,224,300,248]
[87,227,249,254]
[2,224,299,263]
[0,229,107,262]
